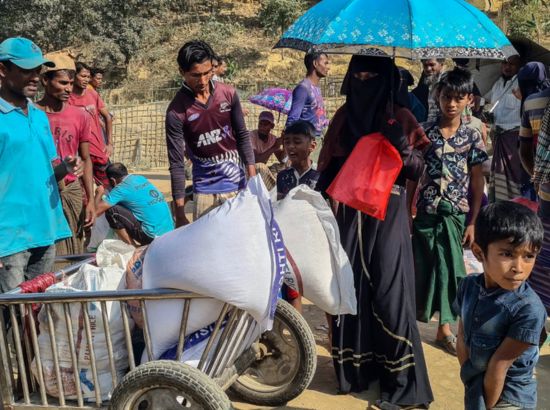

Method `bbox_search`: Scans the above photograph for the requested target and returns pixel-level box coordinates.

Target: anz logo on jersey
[197,129,222,147]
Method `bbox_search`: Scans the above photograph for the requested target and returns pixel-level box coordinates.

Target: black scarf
[341,55,401,151]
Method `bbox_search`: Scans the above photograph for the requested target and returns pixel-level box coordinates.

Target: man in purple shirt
[166,40,256,226]
[285,51,330,137]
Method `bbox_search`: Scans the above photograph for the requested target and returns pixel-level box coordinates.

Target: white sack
[142,176,285,331]
[32,240,133,401]
[273,186,357,315]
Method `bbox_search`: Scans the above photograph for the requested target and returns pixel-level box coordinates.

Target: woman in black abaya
[317,55,433,409]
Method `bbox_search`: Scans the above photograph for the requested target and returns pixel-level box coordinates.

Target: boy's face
[438,88,472,120]
[472,239,538,290]
[283,133,316,165]
[75,68,91,90]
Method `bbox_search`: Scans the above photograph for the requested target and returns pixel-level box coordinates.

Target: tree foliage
[501,0,550,41]
[0,0,175,72]
[258,0,307,36]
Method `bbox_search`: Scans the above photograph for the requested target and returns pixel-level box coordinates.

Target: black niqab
[342,55,402,151]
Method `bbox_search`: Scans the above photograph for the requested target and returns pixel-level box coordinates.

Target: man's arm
[463,164,484,247]
[285,84,308,129]
[94,185,112,216]
[483,337,531,408]
[99,106,113,156]
[166,110,190,227]
[273,137,286,163]
[230,92,256,177]
[78,141,96,227]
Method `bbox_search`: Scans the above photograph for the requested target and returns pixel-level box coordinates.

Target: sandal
[435,334,457,356]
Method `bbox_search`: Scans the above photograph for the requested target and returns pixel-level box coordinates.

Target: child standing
[277,120,319,312]
[454,201,546,409]
[413,67,489,355]
[277,120,319,199]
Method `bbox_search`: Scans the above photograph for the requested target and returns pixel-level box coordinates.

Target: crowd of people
[1,34,550,409]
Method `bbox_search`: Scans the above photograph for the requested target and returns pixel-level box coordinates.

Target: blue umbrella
[274,0,516,60]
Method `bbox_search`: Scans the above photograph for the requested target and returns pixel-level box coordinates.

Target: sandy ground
[140,169,550,410]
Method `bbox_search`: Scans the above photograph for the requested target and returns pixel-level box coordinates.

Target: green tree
[258,0,307,36]
[501,0,550,42]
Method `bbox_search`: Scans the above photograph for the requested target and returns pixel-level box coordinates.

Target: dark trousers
[105,205,154,245]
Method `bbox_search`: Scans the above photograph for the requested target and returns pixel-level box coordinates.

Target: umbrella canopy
[274,0,516,60]
[249,88,293,115]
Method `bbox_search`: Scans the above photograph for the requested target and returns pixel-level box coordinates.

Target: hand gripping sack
[327,132,403,221]
[273,186,357,315]
[31,240,134,401]
[142,176,287,359]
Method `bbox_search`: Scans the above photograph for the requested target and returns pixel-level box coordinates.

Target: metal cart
[0,256,317,409]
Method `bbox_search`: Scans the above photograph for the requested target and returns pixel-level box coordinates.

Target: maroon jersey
[166,82,254,196]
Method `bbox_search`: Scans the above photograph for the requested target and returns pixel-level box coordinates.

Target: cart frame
[0,257,261,409]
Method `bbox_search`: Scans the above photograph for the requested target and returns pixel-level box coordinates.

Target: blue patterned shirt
[417,121,488,214]
[276,166,320,199]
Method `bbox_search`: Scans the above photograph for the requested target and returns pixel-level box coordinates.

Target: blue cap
[0,37,54,69]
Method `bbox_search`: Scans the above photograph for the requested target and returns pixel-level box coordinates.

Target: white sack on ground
[273,186,357,315]
[32,240,134,401]
[142,176,285,330]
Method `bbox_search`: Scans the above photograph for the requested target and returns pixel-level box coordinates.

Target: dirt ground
[140,170,550,410]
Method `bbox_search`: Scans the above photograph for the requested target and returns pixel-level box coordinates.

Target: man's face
[74,68,91,90]
[314,54,330,78]
[217,61,228,77]
[422,59,444,77]
[473,239,538,291]
[501,56,521,78]
[0,62,41,98]
[181,60,213,94]
[90,73,103,89]
[257,119,274,136]
[44,71,74,102]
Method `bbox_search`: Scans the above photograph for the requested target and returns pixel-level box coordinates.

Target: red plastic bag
[326,132,403,221]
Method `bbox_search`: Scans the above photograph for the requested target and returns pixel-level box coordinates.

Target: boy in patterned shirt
[413,67,489,355]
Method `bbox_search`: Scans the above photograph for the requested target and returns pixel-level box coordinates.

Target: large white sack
[142,176,286,331]
[87,214,116,252]
[32,240,133,401]
[142,298,225,362]
[273,186,357,315]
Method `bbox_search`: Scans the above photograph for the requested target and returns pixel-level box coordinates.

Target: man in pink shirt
[37,53,96,255]
[69,62,113,187]
[250,111,285,164]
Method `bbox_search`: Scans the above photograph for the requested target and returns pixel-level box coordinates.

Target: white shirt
[485,75,521,130]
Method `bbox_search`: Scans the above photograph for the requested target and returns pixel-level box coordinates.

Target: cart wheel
[229,299,316,406]
[109,360,232,410]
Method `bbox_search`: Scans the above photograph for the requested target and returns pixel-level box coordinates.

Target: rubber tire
[229,299,317,406]
[109,360,233,410]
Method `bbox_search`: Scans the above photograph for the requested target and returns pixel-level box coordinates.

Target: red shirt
[46,105,92,184]
[68,88,107,160]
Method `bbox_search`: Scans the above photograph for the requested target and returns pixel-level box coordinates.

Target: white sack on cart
[143,176,285,330]
[32,240,134,401]
[273,186,357,315]
[87,214,116,252]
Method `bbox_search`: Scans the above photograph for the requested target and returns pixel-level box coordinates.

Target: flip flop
[435,334,457,356]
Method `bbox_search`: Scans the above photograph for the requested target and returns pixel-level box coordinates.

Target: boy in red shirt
[69,61,113,186]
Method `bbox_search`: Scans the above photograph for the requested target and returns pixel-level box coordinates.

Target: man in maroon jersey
[166,40,256,226]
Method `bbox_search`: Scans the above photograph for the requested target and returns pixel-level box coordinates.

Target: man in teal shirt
[95,163,174,245]
[0,37,78,292]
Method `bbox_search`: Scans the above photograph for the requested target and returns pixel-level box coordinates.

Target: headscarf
[518,62,550,113]
[341,55,403,151]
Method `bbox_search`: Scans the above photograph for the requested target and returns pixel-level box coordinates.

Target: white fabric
[32,240,134,401]
[485,75,521,130]
[273,186,357,315]
[142,176,280,330]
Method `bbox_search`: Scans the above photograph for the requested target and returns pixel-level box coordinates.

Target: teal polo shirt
[103,175,174,238]
[0,97,71,258]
